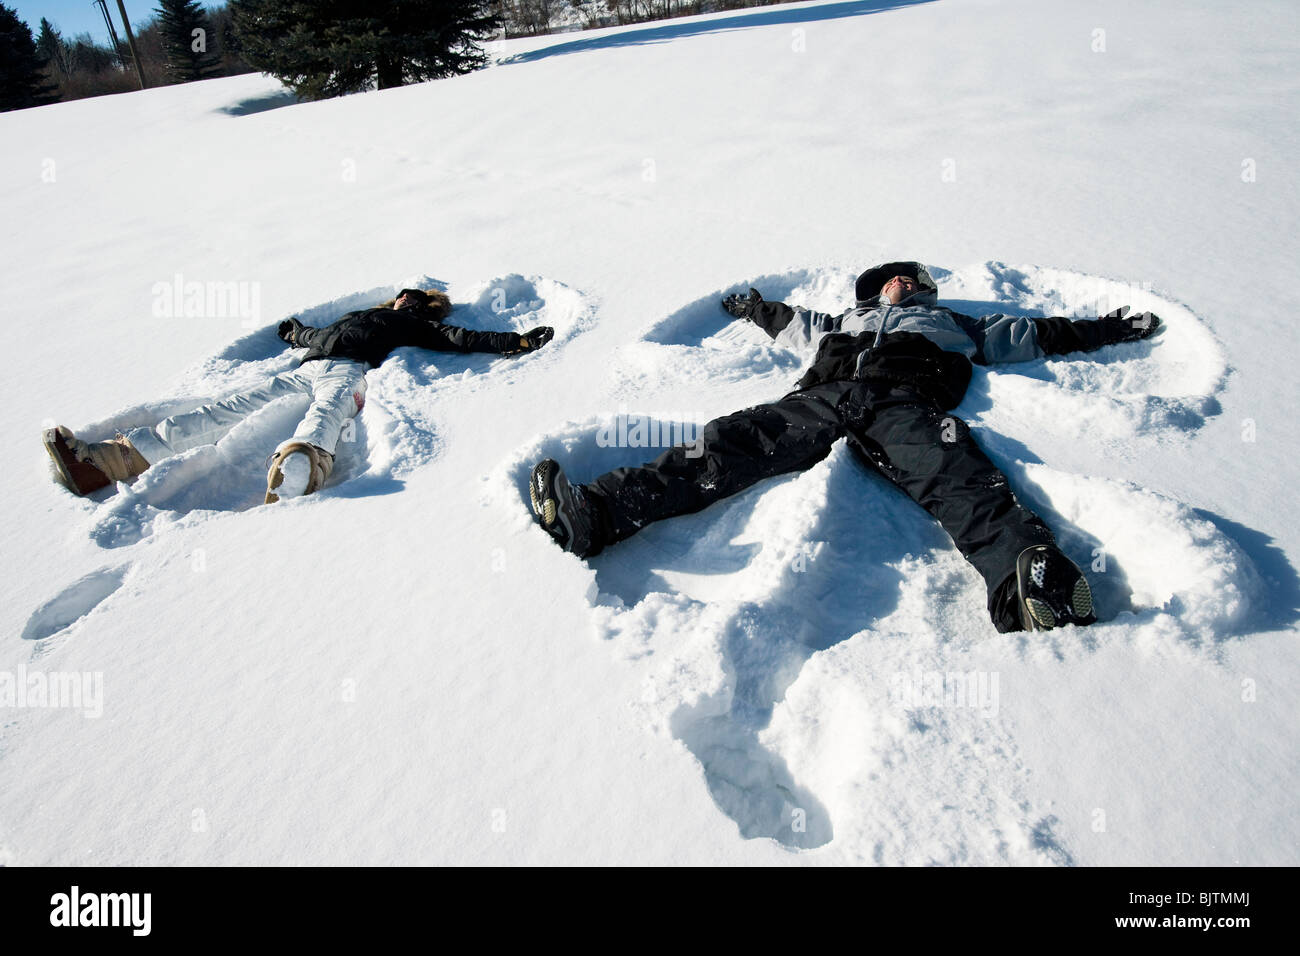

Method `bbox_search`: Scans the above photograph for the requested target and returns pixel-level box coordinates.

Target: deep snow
[1,0,1297,865]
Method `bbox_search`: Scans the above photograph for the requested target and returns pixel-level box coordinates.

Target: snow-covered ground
[1,0,1296,865]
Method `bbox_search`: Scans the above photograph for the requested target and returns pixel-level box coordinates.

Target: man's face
[880,275,919,304]
[394,292,416,310]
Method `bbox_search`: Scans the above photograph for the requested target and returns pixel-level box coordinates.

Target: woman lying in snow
[529,260,1162,634]
[46,287,554,504]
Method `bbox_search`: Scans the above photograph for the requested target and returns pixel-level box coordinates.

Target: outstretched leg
[45,367,316,496]
[266,360,367,502]
[584,391,847,550]
[124,367,315,463]
[844,384,1056,629]
[292,360,367,455]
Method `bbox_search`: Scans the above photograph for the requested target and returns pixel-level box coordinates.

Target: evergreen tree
[211,5,253,74]
[220,18,240,56]
[0,4,59,111]
[156,0,221,82]
[65,33,121,76]
[36,17,67,75]
[231,0,499,100]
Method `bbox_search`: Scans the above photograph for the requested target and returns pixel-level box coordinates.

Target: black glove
[1092,306,1162,344]
[1035,306,1162,355]
[278,317,306,346]
[722,288,763,320]
[516,326,554,353]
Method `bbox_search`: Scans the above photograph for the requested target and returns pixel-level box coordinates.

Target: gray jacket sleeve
[950,310,1048,365]
[771,307,845,356]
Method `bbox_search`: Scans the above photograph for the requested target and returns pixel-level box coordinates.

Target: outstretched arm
[419,322,554,356]
[1033,306,1163,355]
[721,288,843,354]
[278,316,344,353]
[951,306,1162,364]
[278,317,308,346]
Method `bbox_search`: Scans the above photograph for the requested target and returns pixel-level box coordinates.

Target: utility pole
[93,0,127,71]
[113,0,148,89]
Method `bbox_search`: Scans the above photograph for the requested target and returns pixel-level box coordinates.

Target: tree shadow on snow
[216,89,300,116]
[500,0,936,65]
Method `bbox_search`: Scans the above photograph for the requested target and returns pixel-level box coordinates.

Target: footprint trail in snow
[20,565,131,644]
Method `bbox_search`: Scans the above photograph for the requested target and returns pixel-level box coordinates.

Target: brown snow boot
[43,426,151,496]
[265,441,334,504]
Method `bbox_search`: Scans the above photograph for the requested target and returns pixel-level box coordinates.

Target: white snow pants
[125,359,368,465]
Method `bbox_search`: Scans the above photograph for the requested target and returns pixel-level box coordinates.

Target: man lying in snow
[46,287,554,504]
[529,261,1161,633]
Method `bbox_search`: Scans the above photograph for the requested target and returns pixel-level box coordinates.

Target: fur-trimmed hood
[854,261,939,308]
[374,288,454,321]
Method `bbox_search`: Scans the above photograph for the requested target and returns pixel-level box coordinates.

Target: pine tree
[65,33,121,76]
[211,6,252,75]
[0,4,59,111]
[36,17,67,76]
[231,0,500,100]
[155,0,221,82]
[220,19,240,56]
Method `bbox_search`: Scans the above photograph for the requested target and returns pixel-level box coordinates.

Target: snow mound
[947,262,1226,453]
[1013,465,1263,647]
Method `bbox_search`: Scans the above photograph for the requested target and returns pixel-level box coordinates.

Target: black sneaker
[1016,545,1097,631]
[530,459,601,558]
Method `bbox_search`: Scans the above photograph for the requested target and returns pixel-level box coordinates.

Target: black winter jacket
[794,330,974,409]
[294,304,525,368]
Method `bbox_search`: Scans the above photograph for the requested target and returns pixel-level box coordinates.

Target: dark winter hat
[395,288,430,305]
[854,261,939,304]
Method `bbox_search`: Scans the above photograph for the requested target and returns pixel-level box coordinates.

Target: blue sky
[10,1,221,41]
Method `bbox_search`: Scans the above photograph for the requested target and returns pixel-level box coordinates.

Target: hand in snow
[515,326,554,353]
[721,288,763,320]
[278,317,305,346]
[1097,306,1163,343]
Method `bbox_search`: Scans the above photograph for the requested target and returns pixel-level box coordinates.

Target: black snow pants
[585,379,1054,630]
